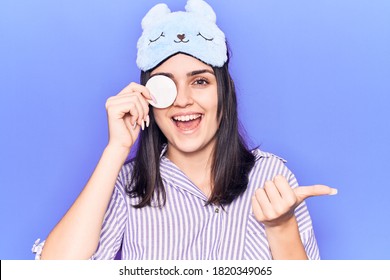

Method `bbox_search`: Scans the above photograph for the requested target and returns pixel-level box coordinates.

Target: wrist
[263,216,308,260]
[264,215,298,234]
[104,144,131,162]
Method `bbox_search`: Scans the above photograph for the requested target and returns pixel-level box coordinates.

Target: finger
[122,91,150,111]
[121,113,138,131]
[273,175,297,206]
[134,92,151,123]
[116,93,150,125]
[123,114,133,131]
[107,95,147,126]
[130,115,140,132]
[130,97,146,125]
[119,82,152,100]
[108,103,140,129]
[263,180,283,205]
[108,93,148,112]
[294,185,338,203]
[254,188,274,218]
[106,94,139,110]
[251,195,265,222]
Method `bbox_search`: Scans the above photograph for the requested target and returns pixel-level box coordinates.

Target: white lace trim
[32,238,45,260]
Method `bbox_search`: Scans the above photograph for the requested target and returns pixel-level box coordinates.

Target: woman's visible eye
[149,32,165,45]
[193,78,209,86]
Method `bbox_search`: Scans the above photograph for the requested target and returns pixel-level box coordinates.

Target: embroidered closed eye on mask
[136,0,227,71]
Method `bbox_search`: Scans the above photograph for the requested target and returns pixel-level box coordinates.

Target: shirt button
[215,208,219,213]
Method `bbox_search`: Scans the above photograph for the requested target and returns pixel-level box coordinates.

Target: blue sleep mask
[136,0,227,71]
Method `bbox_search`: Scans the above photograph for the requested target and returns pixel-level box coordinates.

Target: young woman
[33,0,336,260]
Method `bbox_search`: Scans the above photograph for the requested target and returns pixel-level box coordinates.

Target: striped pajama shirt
[91,148,320,260]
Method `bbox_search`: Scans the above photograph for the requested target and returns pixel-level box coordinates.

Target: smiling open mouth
[172,114,203,130]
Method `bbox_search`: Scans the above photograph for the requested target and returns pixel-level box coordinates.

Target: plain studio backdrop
[0,0,389,259]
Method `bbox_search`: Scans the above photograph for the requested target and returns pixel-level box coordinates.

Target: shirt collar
[159,146,208,202]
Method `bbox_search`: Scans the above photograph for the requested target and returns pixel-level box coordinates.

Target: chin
[169,137,216,156]
[174,143,205,154]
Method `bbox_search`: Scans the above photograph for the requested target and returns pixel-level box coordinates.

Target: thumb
[294,185,338,204]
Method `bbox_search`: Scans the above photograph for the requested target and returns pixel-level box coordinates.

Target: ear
[141,3,171,29]
[185,0,216,22]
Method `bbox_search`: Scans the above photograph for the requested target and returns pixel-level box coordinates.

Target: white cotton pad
[146,75,177,108]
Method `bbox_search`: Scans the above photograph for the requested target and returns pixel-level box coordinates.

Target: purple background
[1,0,389,259]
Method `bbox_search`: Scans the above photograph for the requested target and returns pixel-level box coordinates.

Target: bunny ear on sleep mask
[136,0,227,71]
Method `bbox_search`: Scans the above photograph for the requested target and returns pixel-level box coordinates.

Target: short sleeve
[287,171,321,260]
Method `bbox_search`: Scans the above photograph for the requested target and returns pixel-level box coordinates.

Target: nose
[173,83,193,107]
[177,34,185,41]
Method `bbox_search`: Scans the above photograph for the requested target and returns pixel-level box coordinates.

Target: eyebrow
[150,72,174,79]
[187,69,215,77]
[150,69,215,79]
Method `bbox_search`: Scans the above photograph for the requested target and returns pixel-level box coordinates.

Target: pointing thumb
[294,185,338,204]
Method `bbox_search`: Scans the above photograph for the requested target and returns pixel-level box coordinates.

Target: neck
[166,141,215,197]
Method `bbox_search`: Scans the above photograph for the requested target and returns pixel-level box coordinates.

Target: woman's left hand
[251,175,337,228]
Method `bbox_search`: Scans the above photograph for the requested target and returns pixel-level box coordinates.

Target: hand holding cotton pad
[146,75,177,108]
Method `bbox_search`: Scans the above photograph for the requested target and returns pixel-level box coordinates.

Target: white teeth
[173,114,202,122]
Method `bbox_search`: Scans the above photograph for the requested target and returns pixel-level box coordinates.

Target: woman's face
[151,53,219,157]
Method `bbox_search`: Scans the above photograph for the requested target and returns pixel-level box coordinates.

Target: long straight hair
[127,52,256,208]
